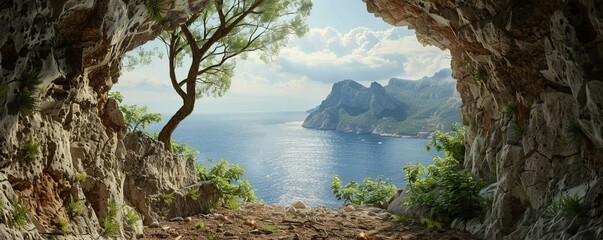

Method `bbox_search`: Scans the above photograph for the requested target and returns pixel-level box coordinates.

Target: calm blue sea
[155,112,440,208]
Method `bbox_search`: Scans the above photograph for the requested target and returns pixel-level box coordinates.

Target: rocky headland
[303,69,460,137]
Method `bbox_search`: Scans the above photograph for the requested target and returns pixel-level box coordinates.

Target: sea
[154,112,441,208]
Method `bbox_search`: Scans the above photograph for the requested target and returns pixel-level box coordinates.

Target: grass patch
[195,221,205,230]
[146,0,167,21]
[259,225,279,234]
[512,125,524,139]
[21,141,39,159]
[565,121,585,142]
[392,215,411,223]
[506,102,517,115]
[75,172,87,183]
[474,66,487,83]
[188,187,200,201]
[420,217,442,230]
[17,89,39,115]
[10,197,29,229]
[102,198,120,237]
[124,208,142,226]
[68,195,83,217]
[547,194,583,220]
[224,196,240,210]
[161,193,174,204]
[58,218,69,234]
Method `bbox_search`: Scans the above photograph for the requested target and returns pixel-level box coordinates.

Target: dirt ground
[142,203,477,240]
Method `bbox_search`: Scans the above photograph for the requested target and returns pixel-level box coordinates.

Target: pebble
[367,211,377,216]
[184,217,192,222]
[344,205,355,212]
[291,200,307,209]
[250,229,261,234]
[377,212,392,220]
[224,231,236,236]
[149,222,161,228]
[169,217,184,222]
[244,219,256,227]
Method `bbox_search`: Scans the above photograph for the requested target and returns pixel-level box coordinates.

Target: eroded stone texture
[0,0,208,239]
[364,0,603,239]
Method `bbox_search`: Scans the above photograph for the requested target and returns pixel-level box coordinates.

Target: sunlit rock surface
[364,0,603,239]
[0,0,208,239]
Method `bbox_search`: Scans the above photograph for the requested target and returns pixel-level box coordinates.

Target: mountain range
[302,69,461,137]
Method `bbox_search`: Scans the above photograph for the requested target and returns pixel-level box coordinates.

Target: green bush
[102,198,120,238]
[58,218,69,234]
[425,123,465,164]
[146,0,167,21]
[547,194,583,220]
[188,187,200,201]
[420,217,442,230]
[195,221,205,230]
[404,124,485,222]
[474,66,487,83]
[161,193,174,204]
[197,159,256,208]
[10,197,29,229]
[331,175,397,205]
[109,91,162,133]
[21,141,39,159]
[171,140,200,161]
[124,208,142,226]
[68,195,83,217]
[16,69,42,115]
[391,215,411,223]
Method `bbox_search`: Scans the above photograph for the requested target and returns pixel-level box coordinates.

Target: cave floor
[141,203,476,240]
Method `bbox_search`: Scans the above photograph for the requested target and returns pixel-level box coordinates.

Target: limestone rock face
[0,0,208,239]
[363,0,603,239]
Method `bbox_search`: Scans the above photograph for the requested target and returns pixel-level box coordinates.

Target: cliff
[303,69,460,136]
[0,0,210,239]
[363,0,603,239]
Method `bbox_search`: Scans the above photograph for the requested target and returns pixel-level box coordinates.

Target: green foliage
[188,187,200,201]
[146,0,167,21]
[512,125,525,139]
[124,208,142,226]
[391,215,411,224]
[122,47,164,72]
[195,221,205,230]
[420,217,442,230]
[58,218,69,233]
[16,68,42,115]
[404,124,485,222]
[224,195,240,210]
[331,175,397,205]
[565,121,585,142]
[505,102,517,115]
[76,172,87,183]
[161,193,174,204]
[102,198,120,238]
[21,140,39,159]
[197,159,256,209]
[474,66,487,83]
[547,195,583,220]
[259,225,279,234]
[171,140,200,161]
[426,123,465,163]
[109,91,162,132]
[68,195,84,217]
[10,197,28,229]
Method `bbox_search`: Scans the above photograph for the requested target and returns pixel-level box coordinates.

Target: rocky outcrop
[364,0,603,239]
[303,69,460,136]
[0,0,209,239]
[303,80,406,134]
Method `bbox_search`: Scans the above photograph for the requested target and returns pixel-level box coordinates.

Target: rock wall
[0,0,208,239]
[363,0,603,239]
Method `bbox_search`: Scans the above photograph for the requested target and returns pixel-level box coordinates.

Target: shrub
[146,0,167,21]
[391,215,411,223]
[195,221,205,230]
[512,125,525,139]
[474,66,487,83]
[21,141,39,159]
[547,194,583,220]
[102,198,120,238]
[68,195,84,217]
[161,193,174,204]
[197,159,256,209]
[10,197,29,229]
[420,217,442,230]
[331,175,397,205]
[109,91,162,132]
[75,172,87,183]
[188,187,200,201]
[404,124,485,222]
[506,102,517,115]
[171,141,200,161]
[17,69,41,115]
[224,195,240,210]
[57,218,69,233]
[259,225,279,234]
[425,123,465,163]
[124,208,142,226]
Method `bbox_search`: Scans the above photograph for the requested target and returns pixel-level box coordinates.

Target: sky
[114,0,451,114]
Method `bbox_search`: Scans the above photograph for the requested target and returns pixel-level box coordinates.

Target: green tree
[151,0,312,149]
[109,91,162,132]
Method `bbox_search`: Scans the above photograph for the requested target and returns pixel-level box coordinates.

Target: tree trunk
[158,97,195,150]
